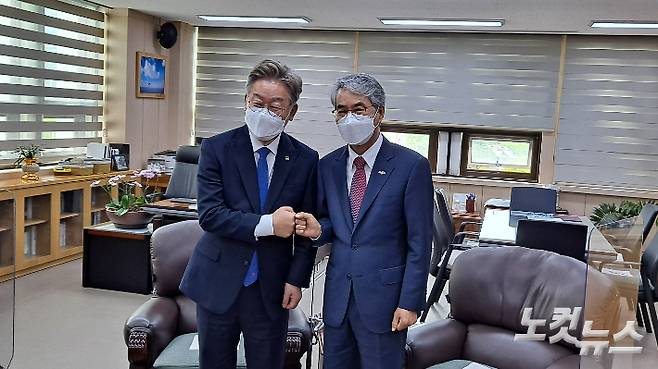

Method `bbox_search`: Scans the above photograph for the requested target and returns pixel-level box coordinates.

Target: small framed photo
[136,52,167,98]
[112,154,129,171]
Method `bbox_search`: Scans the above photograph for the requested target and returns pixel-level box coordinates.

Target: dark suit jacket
[316,138,433,334]
[180,125,319,319]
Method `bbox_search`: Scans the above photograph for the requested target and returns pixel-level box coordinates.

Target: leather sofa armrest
[405,319,467,369]
[124,297,179,369]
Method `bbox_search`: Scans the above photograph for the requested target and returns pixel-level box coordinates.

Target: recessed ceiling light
[591,21,658,29]
[379,19,504,27]
[199,16,310,24]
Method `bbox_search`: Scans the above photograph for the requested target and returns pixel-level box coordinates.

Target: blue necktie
[244,147,270,286]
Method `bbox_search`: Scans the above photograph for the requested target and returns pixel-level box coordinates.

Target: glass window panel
[467,136,534,174]
[0,0,104,162]
[382,131,430,158]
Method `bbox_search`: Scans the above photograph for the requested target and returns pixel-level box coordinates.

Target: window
[0,0,105,165]
[381,126,437,170]
[461,133,539,181]
[383,124,540,181]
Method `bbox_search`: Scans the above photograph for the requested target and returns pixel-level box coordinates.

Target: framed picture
[112,154,129,171]
[136,52,167,98]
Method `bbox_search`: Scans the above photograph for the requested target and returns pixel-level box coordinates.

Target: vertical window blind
[195,27,354,154]
[555,36,658,188]
[0,0,104,162]
[357,32,561,131]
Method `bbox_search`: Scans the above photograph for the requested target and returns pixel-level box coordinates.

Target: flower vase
[106,209,154,229]
[21,158,40,181]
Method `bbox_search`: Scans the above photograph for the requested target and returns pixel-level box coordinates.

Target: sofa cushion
[153,333,246,369]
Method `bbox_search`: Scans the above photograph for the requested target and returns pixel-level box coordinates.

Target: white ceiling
[96,0,658,35]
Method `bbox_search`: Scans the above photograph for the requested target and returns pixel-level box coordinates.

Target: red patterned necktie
[349,156,367,223]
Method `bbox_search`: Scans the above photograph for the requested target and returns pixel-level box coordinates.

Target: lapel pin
[378,170,386,175]
[284,155,290,161]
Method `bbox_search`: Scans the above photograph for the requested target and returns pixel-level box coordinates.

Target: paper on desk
[190,335,199,350]
[189,203,198,210]
[464,363,493,369]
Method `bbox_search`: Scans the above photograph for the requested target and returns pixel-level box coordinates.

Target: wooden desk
[451,212,482,233]
[141,199,198,231]
[141,199,198,219]
[479,209,618,261]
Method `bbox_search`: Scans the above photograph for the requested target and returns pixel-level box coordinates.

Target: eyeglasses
[247,99,291,118]
[332,105,377,121]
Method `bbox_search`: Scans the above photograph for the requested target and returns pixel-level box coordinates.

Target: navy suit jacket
[316,137,433,334]
[180,125,319,319]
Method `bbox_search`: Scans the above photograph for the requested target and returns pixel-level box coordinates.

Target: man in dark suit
[180,60,318,369]
[295,73,433,369]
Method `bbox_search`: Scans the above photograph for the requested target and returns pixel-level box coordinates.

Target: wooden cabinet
[0,172,129,281]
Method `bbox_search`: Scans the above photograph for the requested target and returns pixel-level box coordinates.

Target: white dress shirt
[346,133,384,193]
[249,132,281,239]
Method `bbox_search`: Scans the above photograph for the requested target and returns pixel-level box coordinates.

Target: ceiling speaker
[156,22,178,49]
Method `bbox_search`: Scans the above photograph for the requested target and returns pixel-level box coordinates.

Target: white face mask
[336,111,379,146]
[245,107,286,141]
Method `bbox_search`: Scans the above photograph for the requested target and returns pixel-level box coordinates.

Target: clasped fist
[294,212,321,239]
[272,206,296,238]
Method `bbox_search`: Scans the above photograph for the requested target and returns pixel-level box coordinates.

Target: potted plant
[90,169,161,229]
[590,200,654,226]
[14,144,43,181]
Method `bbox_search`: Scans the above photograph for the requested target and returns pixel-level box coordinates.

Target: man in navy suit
[295,74,433,369]
[180,60,318,369]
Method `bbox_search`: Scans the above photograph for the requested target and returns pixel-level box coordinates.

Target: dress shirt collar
[348,133,383,169]
[249,131,281,157]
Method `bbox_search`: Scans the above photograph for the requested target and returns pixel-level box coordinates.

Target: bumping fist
[273,206,296,238]
[294,212,321,239]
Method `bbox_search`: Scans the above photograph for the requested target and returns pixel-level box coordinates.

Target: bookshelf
[91,186,110,225]
[23,194,51,260]
[59,189,83,250]
[0,197,14,276]
[0,171,131,280]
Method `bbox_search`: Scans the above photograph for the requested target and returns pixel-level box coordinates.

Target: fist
[273,206,295,238]
[295,212,321,239]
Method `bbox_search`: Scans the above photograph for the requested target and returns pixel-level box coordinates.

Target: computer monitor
[516,219,589,262]
[510,187,557,214]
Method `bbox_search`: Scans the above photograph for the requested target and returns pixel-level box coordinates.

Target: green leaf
[117,208,129,216]
[121,194,131,209]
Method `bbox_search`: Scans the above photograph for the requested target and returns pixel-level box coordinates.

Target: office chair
[163,145,200,200]
[638,234,658,346]
[640,203,658,242]
[510,187,557,214]
[421,189,480,322]
[515,219,588,263]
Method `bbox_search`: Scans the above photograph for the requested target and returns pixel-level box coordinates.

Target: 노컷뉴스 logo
[514,307,644,356]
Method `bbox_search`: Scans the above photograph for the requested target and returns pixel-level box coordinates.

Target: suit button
[346,273,352,280]
[243,260,249,266]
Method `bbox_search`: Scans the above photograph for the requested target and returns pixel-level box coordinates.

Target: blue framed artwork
[136,52,167,98]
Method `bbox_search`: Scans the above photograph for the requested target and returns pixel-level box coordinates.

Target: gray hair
[330,73,385,108]
[246,59,303,103]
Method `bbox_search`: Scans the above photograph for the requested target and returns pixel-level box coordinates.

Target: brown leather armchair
[123,220,312,369]
[407,247,620,369]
